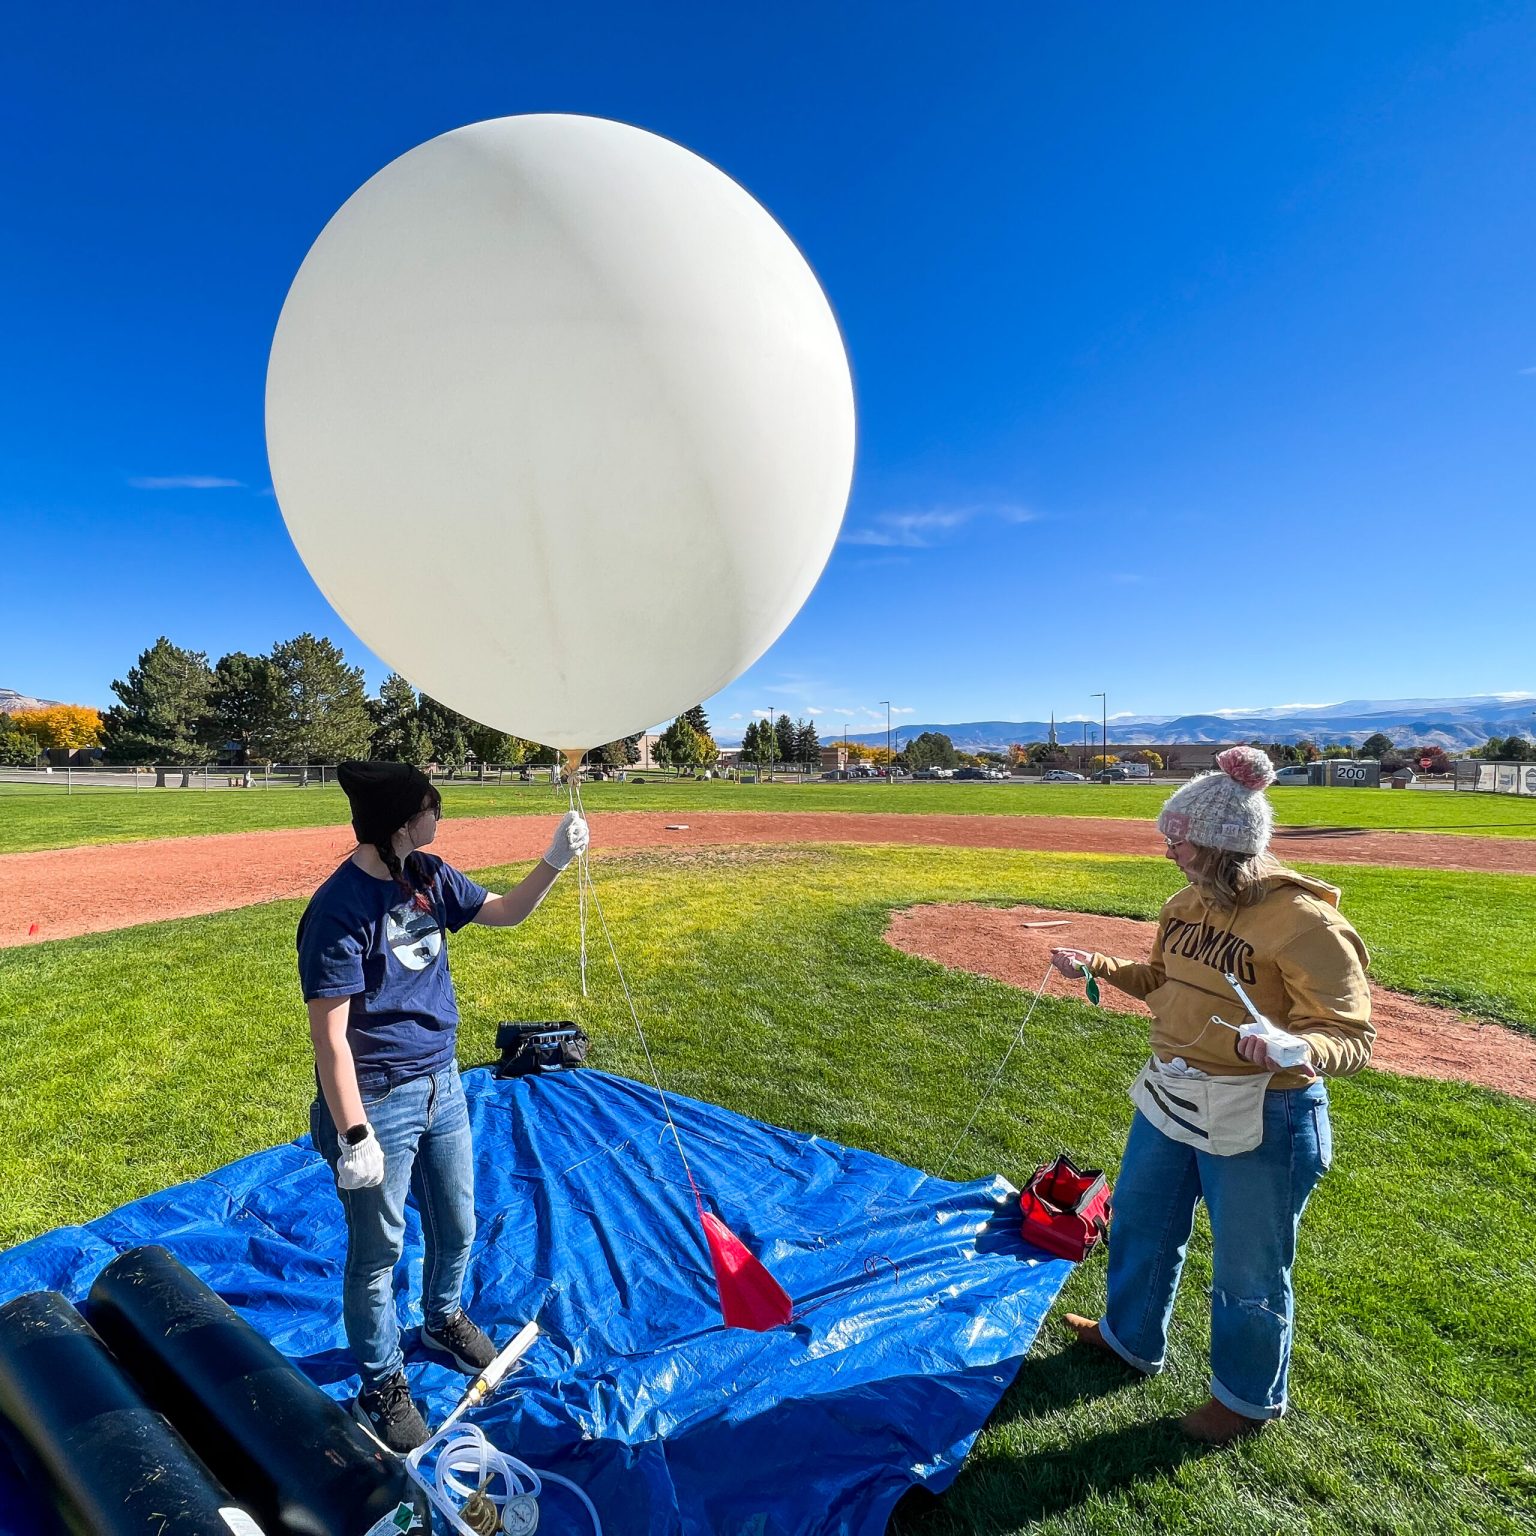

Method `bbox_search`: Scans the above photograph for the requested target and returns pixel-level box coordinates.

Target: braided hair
[335,762,444,912]
[372,783,442,912]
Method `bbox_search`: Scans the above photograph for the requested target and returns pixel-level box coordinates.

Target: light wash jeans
[310,1065,476,1390]
[1098,1080,1332,1419]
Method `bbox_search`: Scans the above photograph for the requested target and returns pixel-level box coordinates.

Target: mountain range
[820,695,1536,753]
[8,686,1533,753]
[0,689,65,715]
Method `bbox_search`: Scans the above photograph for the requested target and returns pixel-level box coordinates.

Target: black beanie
[336,761,435,846]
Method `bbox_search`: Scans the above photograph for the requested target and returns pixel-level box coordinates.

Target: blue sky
[4,4,1533,742]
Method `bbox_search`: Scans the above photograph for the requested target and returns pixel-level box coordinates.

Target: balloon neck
[562,749,586,785]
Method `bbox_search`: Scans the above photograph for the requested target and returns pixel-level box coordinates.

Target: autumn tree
[1128,749,1163,770]
[12,704,104,752]
[101,637,214,763]
[658,717,715,774]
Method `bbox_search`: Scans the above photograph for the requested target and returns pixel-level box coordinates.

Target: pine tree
[774,713,797,766]
[795,717,821,766]
[369,673,419,761]
[400,718,435,768]
[680,703,710,738]
[263,634,373,763]
[208,653,277,764]
[101,637,214,764]
[440,726,468,773]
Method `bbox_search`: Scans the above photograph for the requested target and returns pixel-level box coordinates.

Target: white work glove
[336,1123,385,1190]
[542,811,590,872]
[1236,1017,1315,1075]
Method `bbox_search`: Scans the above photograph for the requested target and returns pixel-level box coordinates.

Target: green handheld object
[1078,964,1101,1006]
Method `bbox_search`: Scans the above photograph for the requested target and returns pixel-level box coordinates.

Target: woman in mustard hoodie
[1050,746,1372,1444]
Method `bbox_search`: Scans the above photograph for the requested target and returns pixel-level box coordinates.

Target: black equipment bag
[494,1020,590,1078]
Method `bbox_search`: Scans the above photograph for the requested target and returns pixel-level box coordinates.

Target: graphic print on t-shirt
[385,899,442,971]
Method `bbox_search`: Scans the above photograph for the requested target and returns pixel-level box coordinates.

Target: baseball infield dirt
[7,810,1536,948]
[884,902,1536,1102]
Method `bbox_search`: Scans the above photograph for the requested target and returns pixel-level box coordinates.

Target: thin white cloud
[128,474,245,490]
[1520,365,1536,376]
[840,502,1036,549]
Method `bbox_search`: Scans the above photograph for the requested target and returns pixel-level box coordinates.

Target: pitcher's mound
[885,903,1536,1102]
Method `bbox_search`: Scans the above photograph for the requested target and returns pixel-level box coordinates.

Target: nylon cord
[570,778,707,1219]
[936,961,1057,1179]
[566,773,588,997]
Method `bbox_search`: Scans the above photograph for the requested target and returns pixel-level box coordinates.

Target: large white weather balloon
[266,114,855,750]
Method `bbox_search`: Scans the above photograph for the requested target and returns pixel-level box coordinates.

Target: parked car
[1042,769,1085,782]
[1272,765,1312,785]
[954,767,988,780]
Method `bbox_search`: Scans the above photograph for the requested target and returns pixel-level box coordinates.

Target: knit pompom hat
[1156,746,1276,856]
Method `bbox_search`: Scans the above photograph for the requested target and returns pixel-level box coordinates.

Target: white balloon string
[567,769,588,998]
[937,962,1057,1179]
[570,777,707,1219]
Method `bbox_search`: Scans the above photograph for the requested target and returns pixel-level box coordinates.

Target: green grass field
[1,844,1531,1534]
[4,776,1536,853]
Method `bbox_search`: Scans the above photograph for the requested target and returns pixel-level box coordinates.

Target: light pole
[879,700,892,784]
[1091,692,1106,782]
[843,721,849,776]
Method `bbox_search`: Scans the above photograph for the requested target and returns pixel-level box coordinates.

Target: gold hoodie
[1087,868,1373,1088]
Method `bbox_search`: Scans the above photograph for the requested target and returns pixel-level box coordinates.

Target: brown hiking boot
[1062,1313,1121,1360]
[1177,1396,1269,1445]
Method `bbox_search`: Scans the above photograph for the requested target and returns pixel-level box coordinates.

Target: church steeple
[1048,711,1058,748]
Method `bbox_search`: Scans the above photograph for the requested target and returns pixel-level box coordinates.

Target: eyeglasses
[1164,837,1187,851]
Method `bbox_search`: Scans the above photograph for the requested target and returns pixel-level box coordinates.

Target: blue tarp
[0,1069,1071,1535]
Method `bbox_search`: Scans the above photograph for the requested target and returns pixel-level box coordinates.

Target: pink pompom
[1215,745,1276,791]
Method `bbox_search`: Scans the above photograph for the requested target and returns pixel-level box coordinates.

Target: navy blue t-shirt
[297,853,489,1080]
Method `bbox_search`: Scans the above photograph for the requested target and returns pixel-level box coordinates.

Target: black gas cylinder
[0,1289,261,1535]
[88,1246,426,1536]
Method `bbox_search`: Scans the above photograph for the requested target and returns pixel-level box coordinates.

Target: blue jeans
[310,1066,476,1390]
[1098,1081,1332,1419]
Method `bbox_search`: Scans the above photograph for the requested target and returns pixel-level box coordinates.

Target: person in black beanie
[298,760,588,1453]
